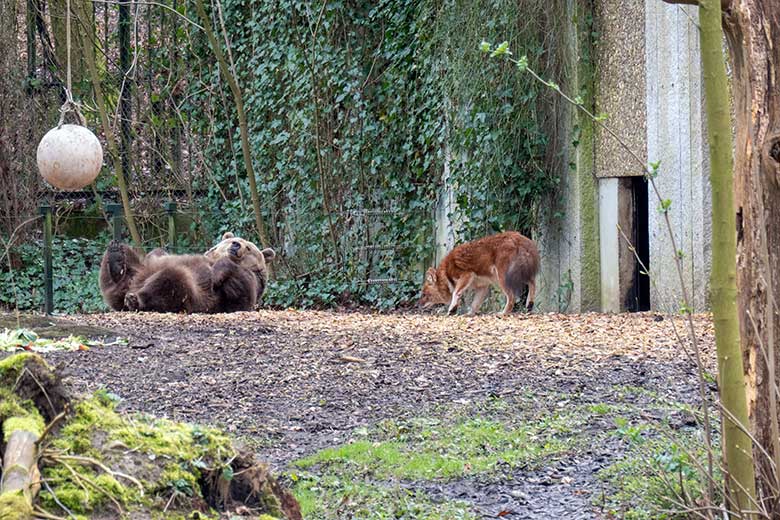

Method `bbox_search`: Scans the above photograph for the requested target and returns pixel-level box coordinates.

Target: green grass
[291,474,477,520]
[597,418,722,520]
[295,416,576,481]
[288,404,589,519]
[288,391,713,519]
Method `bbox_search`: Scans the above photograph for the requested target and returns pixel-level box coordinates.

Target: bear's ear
[261,248,276,262]
[221,232,235,240]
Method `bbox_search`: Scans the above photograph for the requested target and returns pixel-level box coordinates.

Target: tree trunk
[193,0,270,248]
[119,0,132,187]
[723,0,780,511]
[698,0,758,515]
[75,0,143,248]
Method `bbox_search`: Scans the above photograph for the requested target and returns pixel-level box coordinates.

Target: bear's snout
[229,241,241,257]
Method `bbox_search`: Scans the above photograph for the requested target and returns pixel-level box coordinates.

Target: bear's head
[205,232,275,267]
[206,232,275,299]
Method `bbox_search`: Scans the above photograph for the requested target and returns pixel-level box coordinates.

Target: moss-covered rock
[0,352,301,520]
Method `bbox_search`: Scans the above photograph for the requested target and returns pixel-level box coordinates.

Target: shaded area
[0,312,118,340]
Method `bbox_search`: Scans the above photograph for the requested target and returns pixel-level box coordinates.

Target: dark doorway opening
[630,176,651,311]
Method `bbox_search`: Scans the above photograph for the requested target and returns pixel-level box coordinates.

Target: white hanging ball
[37,124,104,191]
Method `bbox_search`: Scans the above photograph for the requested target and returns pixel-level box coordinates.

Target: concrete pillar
[598,177,640,312]
[434,141,457,266]
[599,178,620,312]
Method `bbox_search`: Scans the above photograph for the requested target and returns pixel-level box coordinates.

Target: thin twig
[36,408,69,448]
[41,480,77,519]
[89,0,203,29]
[32,507,68,520]
[502,52,716,505]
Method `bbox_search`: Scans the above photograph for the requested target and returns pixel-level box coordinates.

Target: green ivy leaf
[490,40,511,58]
[516,55,528,72]
[479,40,492,53]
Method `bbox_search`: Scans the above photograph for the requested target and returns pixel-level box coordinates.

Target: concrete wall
[539,0,712,314]
[594,0,647,179]
[645,1,711,312]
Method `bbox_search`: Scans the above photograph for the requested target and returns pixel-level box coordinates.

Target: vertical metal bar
[39,204,53,315]
[118,0,132,185]
[106,203,123,241]
[164,201,177,253]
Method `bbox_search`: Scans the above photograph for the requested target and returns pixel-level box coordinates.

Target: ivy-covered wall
[188,0,568,309]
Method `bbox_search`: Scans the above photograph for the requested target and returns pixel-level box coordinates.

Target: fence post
[164,201,177,253]
[106,203,123,241]
[39,204,53,315]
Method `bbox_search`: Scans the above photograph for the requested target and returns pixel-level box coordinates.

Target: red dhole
[419,231,539,315]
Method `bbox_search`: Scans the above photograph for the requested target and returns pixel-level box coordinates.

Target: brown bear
[98,232,274,313]
[205,232,275,312]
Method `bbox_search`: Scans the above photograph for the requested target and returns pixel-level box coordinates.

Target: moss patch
[0,490,34,520]
[0,378,46,441]
[3,413,44,440]
[39,391,237,518]
[0,351,39,382]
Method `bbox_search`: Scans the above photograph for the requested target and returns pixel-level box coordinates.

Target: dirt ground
[37,310,715,518]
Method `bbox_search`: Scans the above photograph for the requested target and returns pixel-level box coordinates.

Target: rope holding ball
[36,0,104,192]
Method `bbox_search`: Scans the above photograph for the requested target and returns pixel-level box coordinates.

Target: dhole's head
[205,232,275,268]
[418,268,450,309]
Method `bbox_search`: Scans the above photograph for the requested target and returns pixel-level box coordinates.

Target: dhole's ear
[221,232,235,240]
[261,248,276,262]
[425,268,437,284]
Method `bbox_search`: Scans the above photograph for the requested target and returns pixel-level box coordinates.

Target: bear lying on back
[99,233,275,313]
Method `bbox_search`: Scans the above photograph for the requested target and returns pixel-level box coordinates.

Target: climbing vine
[188,0,567,308]
[0,0,568,311]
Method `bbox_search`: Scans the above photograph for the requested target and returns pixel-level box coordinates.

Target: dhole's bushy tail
[505,238,540,299]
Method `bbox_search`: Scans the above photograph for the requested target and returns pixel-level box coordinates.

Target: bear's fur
[205,232,275,312]
[98,232,274,313]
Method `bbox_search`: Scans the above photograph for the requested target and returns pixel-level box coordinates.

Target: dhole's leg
[469,287,490,315]
[525,280,536,312]
[448,273,475,315]
[496,271,516,315]
[501,292,515,315]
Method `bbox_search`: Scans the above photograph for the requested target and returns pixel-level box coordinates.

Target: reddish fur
[419,231,539,315]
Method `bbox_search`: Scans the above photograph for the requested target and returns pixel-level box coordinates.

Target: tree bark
[723,0,780,511]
